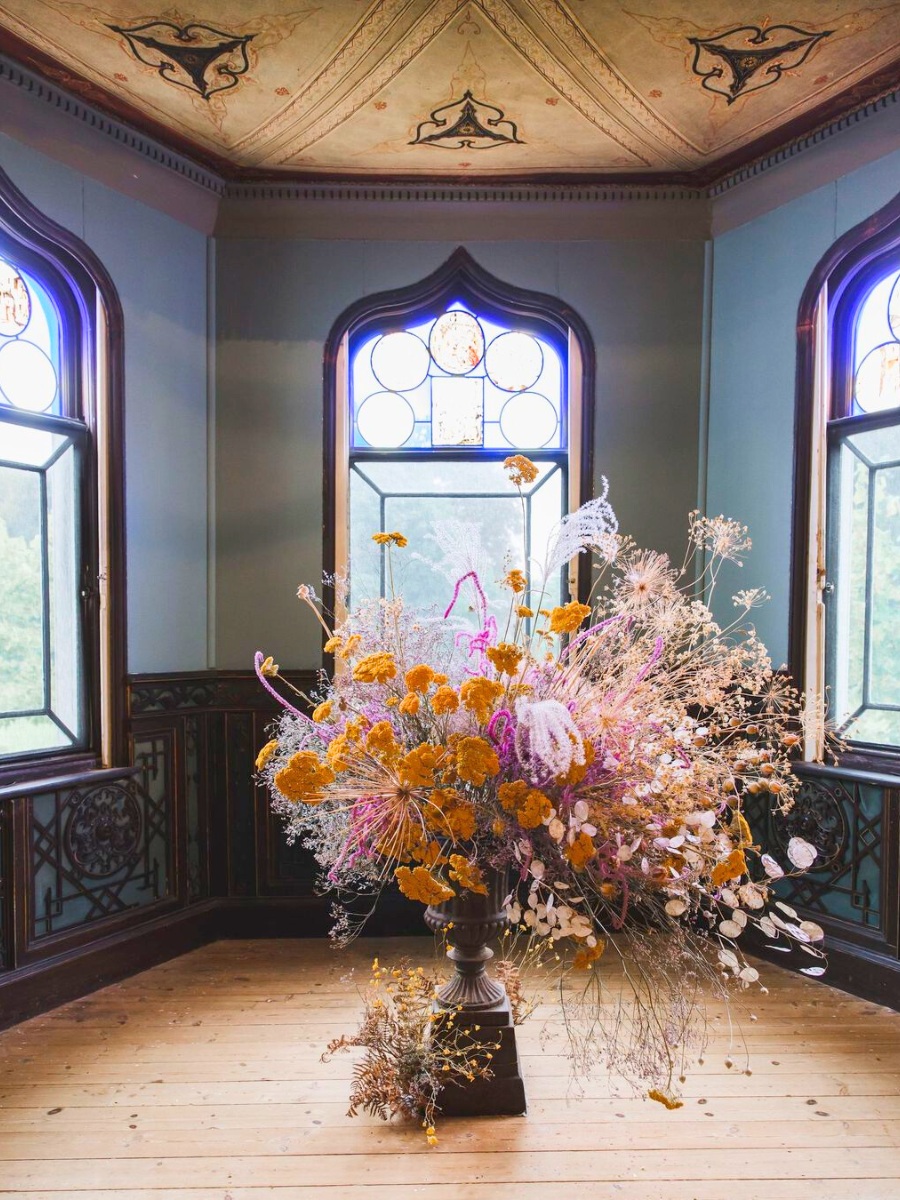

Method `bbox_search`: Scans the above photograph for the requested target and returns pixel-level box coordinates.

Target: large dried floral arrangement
[255,455,825,1119]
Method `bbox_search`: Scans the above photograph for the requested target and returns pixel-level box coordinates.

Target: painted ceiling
[0,1,898,183]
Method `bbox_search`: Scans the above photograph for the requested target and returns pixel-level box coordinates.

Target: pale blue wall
[215,237,705,668]
[707,148,900,666]
[0,134,210,673]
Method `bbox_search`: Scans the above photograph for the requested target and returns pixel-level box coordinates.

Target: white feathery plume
[543,476,618,579]
[515,698,585,781]
[412,518,490,588]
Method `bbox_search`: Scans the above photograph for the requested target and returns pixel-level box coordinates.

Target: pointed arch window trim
[0,164,127,780]
[792,190,900,765]
[323,248,595,633]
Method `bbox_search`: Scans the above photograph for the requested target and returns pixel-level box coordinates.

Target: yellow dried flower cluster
[372,531,408,547]
[503,454,539,486]
[394,865,455,905]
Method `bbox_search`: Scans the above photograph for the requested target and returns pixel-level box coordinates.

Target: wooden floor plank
[0,938,898,1196]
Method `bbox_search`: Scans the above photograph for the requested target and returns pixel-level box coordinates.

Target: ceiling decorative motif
[687,24,835,104]
[0,2,897,185]
[108,20,255,100]
[411,88,522,150]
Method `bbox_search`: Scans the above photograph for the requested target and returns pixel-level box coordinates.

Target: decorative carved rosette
[64,784,143,878]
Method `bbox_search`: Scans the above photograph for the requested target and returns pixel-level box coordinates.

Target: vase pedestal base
[433,993,526,1117]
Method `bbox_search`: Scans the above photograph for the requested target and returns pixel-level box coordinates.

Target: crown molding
[0,55,224,197]
[221,181,705,203]
[710,88,900,197]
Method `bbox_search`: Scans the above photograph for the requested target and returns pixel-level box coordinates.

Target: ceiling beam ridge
[512,0,702,163]
[247,0,466,168]
[0,54,226,197]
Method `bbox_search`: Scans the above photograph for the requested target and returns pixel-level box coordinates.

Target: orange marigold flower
[323,636,343,654]
[503,454,539,486]
[573,939,606,969]
[399,693,420,715]
[710,847,748,887]
[312,700,333,723]
[548,601,592,634]
[405,664,437,694]
[498,780,551,828]
[365,721,401,764]
[400,743,445,789]
[516,605,534,618]
[431,789,477,840]
[388,531,408,547]
[485,642,523,676]
[337,634,361,659]
[371,532,392,545]
[410,837,445,868]
[517,787,552,830]
[448,854,488,896]
[456,736,500,786]
[352,652,397,683]
[274,751,335,805]
[503,569,528,594]
[498,780,529,813]
[431,685,460,715]
[394,865,455,905]
[255,739,278,771]
[565,831,596,871]
[459,677,504,723]
[326,733,353,771]
[433,673,449,686]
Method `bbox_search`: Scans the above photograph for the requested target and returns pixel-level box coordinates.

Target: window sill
[0,764,139,802]
[796,754,900,789]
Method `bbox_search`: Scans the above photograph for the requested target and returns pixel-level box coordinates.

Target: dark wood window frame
[0,163,126,783]
[322,247,596,627]
[791,190,900,770]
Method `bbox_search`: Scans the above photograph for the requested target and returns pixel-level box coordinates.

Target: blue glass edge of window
[825,260,900,750]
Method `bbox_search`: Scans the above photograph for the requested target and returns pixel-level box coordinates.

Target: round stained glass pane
[356,391,416,447]
[854,342,900,413]
[371,331,430,392]
[429,311,485,375]
[0,340,58,412]
[0,261,31,336]
[485,331,543,391]
[499,391,558,448]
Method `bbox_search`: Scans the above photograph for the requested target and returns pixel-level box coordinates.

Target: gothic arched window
[0,166,125,776]
[324,250,595,624]
[793,196,900,759]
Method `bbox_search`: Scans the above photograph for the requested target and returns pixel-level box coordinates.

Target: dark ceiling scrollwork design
[107,19,255,100]
[688,23,834,104]
[411,89,523,151]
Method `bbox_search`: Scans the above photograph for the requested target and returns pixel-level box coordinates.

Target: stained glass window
[826,265,900,749]
[348,302,567,612]
[0,253,87,760]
